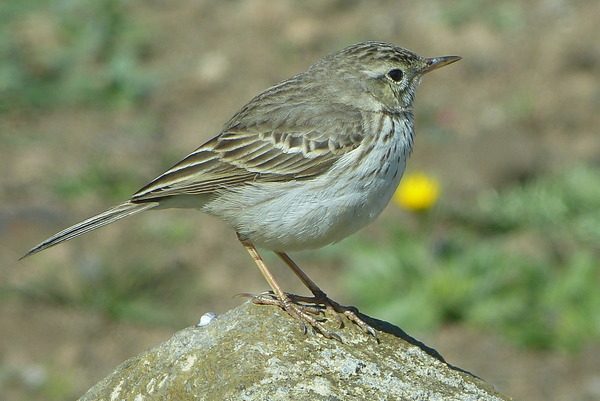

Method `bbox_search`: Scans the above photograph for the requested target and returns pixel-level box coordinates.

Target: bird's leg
[238,237,341,341]
[276,251,379,341]
[275,252,339,319]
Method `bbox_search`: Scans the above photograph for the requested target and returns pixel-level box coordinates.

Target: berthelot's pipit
[23,42,460,340]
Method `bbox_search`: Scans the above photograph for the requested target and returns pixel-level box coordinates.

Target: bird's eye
[387,69,404,82]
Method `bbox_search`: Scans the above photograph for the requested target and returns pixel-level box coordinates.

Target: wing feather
[132,85,366,202]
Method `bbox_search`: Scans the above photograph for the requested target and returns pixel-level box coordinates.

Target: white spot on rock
[197,312,217,327]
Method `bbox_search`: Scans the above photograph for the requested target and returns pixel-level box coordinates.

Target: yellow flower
[393,172,440,212]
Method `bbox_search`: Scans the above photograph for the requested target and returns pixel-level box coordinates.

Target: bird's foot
[246,291,378,342]
[249,291,342,341]
[290,291,380,343]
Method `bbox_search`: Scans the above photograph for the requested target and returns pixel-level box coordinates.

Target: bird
[23,41,461,340]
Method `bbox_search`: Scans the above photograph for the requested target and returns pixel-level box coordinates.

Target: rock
[79,301,510,400]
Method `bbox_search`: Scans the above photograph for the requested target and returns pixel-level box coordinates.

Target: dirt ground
[2,1,600,400]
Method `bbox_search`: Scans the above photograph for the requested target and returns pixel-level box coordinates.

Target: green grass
[14,165,600,351]
[0,0,155,113]
[343,165,600,351]
[4,0,597,351]
[51,156,144,202]
[14,257,193,326]
[439,0,525,31]
[13,215,200,327]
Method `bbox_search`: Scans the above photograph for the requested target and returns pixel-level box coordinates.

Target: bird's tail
[21,200,159,259]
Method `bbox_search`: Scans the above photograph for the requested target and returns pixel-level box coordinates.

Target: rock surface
[79,302,511,400]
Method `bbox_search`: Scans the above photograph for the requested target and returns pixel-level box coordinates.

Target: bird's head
[307,41,461,112]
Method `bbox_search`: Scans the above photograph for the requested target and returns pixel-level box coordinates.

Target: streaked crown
[303,41,460,111]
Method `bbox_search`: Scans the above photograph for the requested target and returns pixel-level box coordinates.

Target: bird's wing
[131,104,365,202]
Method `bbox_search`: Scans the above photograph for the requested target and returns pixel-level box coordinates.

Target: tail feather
[21,201,159,259]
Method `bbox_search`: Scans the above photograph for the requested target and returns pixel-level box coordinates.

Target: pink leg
[276,251,379,340]
[238,237,342,341]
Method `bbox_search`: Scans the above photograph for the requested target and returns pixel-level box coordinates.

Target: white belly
[203,115,413,251]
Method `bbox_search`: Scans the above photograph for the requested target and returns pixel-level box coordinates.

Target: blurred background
[1,0,599,400]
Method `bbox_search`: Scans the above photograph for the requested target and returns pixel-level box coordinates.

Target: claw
[251,290,378,342]
[239,241,378,342]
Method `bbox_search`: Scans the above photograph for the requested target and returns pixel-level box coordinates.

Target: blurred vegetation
[13,165,600,352]
[12,213,200,327]
[343,165,600,351]
[2,1,598,400]
[51,155,144,202]
[15,256,193,327]
[3,0,598,360]
[0,0,155,112]
[439,0,525,31]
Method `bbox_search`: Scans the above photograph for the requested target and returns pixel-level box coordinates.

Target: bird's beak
[420,55,462,74]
